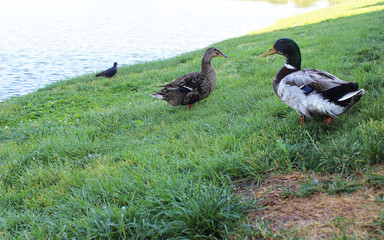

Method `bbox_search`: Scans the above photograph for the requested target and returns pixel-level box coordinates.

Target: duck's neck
[201,57,216,79]
[286,50,301,71]
[274,51,301,83]
[200,57,217,94]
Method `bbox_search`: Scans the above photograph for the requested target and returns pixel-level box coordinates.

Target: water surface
[0,0,332,101]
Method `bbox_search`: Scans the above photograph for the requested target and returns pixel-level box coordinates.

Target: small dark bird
[150,48,229,110]
[259,38,364,125]
[95,62,118,78]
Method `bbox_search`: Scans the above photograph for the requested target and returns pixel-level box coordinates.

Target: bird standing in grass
[259,38,364,125]
[95,62,118,78]
[150,47,229,110]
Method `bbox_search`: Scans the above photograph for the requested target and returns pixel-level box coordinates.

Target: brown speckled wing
[162,72,206,90]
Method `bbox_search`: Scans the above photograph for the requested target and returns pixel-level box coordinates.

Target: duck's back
[155,72,211,106]
[163,72,205,88]
[277,69,363,118]
[282,69,348,92]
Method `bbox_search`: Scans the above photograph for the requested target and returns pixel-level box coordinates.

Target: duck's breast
[277,81,309,116]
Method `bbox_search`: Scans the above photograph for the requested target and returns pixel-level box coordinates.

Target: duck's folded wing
[283,68,348,92]
[160,72,204,92]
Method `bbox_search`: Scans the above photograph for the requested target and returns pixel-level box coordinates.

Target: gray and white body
[276,68,364,119]
[260,38,364,124]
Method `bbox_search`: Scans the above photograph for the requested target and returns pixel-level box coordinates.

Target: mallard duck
[150,47,229,109]
[96,62,118,78]
[259,38,364,124]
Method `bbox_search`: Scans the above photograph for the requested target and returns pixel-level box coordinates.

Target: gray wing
[283,68,349,92]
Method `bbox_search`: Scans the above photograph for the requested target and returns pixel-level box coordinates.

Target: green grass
[0,0,384,238]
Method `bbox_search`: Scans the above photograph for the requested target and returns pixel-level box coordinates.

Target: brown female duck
[150,47,229,109]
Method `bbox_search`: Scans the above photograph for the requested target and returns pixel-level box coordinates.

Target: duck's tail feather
[321,82,364,106]
[150,93,164,99]
[338,89,364,102]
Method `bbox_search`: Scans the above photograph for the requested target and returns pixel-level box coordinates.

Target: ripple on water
[0,0,332,101]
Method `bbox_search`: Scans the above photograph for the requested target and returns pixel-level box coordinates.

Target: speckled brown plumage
[150,47,228,108]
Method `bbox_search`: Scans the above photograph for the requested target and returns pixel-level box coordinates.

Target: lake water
[0,0,332,101]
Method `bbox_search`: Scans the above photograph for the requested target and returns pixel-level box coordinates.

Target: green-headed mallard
[95,62,118,78]
[259,38,364,124]
[150,47,229,109]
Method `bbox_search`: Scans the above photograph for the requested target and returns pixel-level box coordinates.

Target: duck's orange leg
[324,116,333,124]
[300,116,305,126]
[189,104,192,110]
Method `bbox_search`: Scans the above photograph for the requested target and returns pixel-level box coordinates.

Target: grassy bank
[0,0,383,238]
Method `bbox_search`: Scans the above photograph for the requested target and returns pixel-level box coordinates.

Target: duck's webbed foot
[324,116,333,125]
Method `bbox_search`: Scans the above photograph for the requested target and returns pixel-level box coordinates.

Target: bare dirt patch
[236,171,384,239]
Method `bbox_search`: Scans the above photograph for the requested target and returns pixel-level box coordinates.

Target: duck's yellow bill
[259,47,277,57]
[219,53,229,58]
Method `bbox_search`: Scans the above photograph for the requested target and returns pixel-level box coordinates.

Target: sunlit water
[0,0,331,101]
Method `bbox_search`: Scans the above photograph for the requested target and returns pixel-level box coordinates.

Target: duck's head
[259,38,301,69]
[113,62,118,66]
[205,47,229,59]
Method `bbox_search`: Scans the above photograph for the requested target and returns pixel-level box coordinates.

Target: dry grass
[236,167,384,239]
